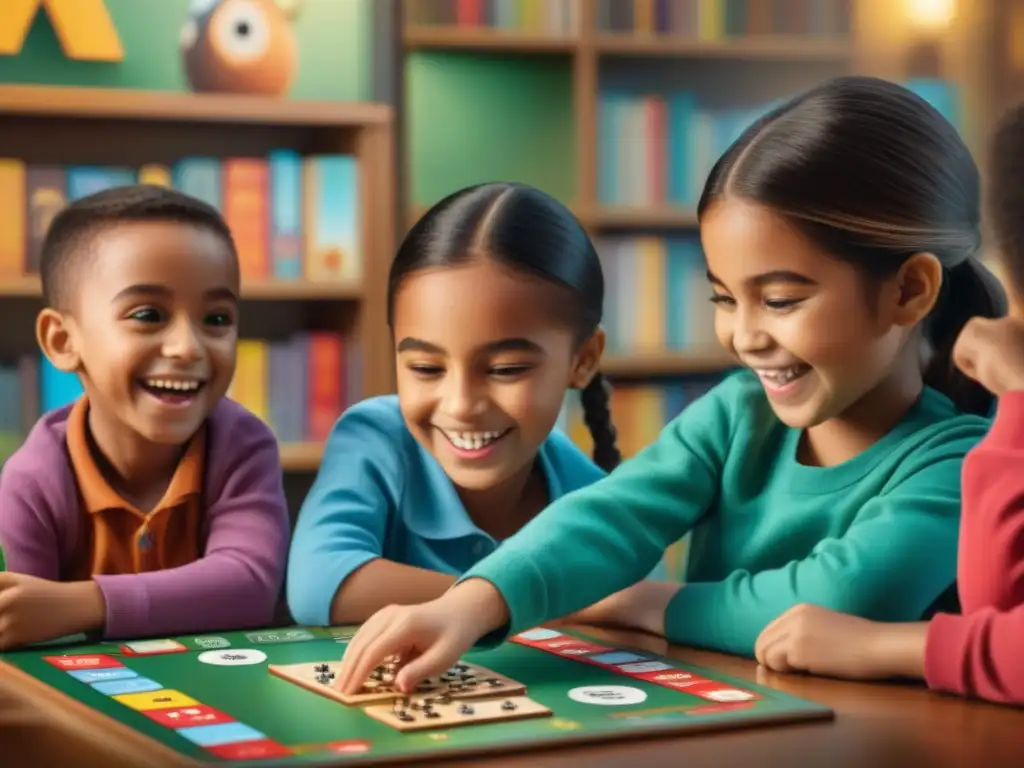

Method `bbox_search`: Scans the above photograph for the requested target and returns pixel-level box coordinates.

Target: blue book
[39,354,83,412]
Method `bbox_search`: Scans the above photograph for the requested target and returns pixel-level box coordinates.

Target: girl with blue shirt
[335,76,1006,692]
[287,183,635,626]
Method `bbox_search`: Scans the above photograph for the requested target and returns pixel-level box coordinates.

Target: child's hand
[337,578,510,694]
[0,574,106,650]
[953,315,1024,397]
[754,604,928,681]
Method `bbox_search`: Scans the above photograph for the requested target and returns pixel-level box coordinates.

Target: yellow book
[138,164,172,187]
[698,0,723,41]
[0,158,26,275]
[635,237,666,352]
[228,340,269,422]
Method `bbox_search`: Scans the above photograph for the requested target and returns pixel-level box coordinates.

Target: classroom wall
[0,0,372,101]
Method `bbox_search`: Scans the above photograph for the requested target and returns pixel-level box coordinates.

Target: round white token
[568,685,647,706]
[197,649,268,666]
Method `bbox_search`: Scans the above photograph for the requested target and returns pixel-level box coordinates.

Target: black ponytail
[924,259,1007,415]
[579,373,621,472]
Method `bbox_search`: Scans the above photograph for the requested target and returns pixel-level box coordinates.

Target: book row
[598,79,960,209]
[0,333,359,464]
[595,235,718,355]
[0,152,361,285]
[596,0,851,38]
[407,0,579,33]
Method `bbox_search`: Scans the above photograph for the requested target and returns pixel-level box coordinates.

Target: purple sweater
[0,398,289,639]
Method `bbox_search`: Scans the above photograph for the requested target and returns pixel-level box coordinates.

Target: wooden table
[1,625,1020,768]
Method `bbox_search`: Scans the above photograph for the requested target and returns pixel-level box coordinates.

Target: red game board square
[44,654,124,671]
[634,669,707,687]
[144,704,235,728]
[206,739,292,760]
[543,640,614,657]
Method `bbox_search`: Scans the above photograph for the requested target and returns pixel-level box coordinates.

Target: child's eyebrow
[111,284,238,302]
[396,338,544,355]
[706,270,817,287]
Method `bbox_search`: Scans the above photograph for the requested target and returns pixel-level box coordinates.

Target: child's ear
[36,308,81,373]
[569,327,606,389]
[891,252,943,327]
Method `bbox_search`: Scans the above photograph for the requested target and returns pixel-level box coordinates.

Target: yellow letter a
[0,0,124,62]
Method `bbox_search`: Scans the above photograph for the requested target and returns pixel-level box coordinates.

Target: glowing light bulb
[905,0,956,32]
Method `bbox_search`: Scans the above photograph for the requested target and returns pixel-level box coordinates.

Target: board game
[0,624,833,766]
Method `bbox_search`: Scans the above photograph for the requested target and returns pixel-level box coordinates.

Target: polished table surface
[1,625,1021,768]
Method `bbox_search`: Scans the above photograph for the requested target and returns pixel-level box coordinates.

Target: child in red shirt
[752,103,1024,706]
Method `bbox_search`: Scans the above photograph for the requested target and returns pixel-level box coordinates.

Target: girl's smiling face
[391,257,601,493]
[701,198,930,432]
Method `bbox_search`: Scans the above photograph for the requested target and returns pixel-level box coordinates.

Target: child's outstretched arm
[90,416,289,638]
[286,401,458,627]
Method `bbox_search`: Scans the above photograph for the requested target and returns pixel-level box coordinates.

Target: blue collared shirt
[286,395,632,626]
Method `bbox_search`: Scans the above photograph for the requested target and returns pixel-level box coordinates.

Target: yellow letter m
[0,0,124,62]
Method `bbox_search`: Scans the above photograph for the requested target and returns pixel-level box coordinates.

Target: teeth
[444,430,505,451]
[756,367,806,385]
[144,378,201,392]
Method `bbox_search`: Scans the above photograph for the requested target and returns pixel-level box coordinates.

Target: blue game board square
[516,628,563,641]
[91,676,163,696]
[175,722,267,747]
[68,667,139,685]
[587,651,649,666]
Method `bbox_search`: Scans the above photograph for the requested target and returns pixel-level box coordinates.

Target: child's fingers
[339,609,397,692]
[393,641,461,693]
[759,634,796,673]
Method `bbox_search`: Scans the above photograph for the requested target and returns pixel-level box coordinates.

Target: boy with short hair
[752,103,1024,705]
[0,185,289,649]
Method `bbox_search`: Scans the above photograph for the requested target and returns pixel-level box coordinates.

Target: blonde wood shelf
[404,26,578,53]
[0,276,363,301]
[602,351,737,378]
[0,84,391,126]
[279,441,324,472]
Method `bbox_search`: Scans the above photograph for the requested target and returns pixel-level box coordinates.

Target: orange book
[307,333,345,442]
[223,158,269,280]
[0,159,26,276]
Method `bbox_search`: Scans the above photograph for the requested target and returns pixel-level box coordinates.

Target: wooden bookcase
[398,1,864,382]
[0,83,395,478]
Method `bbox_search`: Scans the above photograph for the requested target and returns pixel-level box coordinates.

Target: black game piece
[425,709,441,718]
[501,700,516,711]
[458,704,474,715]
[313,663,330,674]
[486,678,502,687]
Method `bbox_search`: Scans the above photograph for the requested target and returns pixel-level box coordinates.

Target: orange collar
[66,397,206,515]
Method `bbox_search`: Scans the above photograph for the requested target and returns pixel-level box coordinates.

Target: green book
[0,544,5,571]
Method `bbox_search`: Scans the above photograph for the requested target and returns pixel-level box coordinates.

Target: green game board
[0,625,833,766]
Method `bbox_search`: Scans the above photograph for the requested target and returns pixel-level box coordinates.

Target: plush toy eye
[212,0,270,62]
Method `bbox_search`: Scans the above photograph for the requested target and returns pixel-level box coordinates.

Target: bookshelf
[0,83,395,480]
[399,0,857,385]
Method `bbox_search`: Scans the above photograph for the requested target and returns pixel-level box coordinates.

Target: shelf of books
[0,84,395,473]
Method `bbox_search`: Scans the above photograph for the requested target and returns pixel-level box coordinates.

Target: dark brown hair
[41,184,236,310]
[698,75,1006,415]
[387,182,620,471]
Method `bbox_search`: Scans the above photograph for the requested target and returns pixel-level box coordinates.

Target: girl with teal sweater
[336,76,1004,690]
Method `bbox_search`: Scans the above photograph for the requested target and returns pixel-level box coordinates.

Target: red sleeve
[923,391,1024,704]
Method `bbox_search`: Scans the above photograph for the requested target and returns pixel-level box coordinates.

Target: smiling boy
[0,185,289,649]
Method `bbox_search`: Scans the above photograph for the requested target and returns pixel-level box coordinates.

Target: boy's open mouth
[139,377,206,405]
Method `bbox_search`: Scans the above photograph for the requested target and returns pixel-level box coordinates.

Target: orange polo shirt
[65,398,206,579]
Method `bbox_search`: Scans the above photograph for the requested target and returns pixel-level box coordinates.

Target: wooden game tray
[363,693,553,732]
[267,659,525,706]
